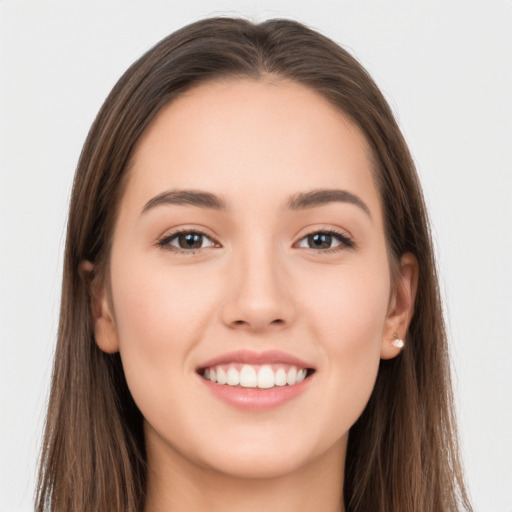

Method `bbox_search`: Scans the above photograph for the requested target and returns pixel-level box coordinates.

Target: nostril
[227,314,288,331]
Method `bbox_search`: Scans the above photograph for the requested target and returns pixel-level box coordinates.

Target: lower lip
[199,375,312,411]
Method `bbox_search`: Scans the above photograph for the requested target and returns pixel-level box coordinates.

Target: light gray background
[1,1,511,511]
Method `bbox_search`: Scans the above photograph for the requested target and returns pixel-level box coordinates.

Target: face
[92,79,415,480]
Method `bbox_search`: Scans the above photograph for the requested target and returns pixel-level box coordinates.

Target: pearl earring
[392,334,404,349]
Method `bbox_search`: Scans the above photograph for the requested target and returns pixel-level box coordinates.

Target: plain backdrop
[1,1,511,511]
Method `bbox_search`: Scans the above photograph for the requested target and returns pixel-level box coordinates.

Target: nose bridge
[221,233,294,331]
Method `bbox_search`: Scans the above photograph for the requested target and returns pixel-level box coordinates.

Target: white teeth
[257,365,275,389]
[203,364,311,388]
[274,368,287,386]
[240,365,258,387]
[296,369,306,383]
[217,367,227,385]
[286,367,297,385]
[226,367,240,386]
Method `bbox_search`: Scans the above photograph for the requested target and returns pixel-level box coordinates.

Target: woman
[36,17,472,512]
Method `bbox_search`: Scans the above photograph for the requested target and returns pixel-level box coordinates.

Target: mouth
[198,363,315,389]
[196,350,316,401]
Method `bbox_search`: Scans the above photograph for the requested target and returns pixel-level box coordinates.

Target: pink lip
[199,374,313,411]
[196,350,315,411]
[197,349,314,370]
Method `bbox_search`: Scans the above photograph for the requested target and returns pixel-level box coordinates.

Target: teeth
[217,367,227,385]
[240,365,257,387]
[226,367,240,386]
[202,364,310,388]
[275,368,287,386]
[257,365,274,389]
[286,367,297,385]
[296,369,307,383]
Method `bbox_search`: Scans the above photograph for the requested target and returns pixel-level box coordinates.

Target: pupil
[179,233,202,249]
[309,233,332,249]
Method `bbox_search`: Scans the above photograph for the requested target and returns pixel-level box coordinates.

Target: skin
[88,78,417,512]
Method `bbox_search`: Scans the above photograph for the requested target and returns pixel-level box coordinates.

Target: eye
[296,230,354,251]
[157,229,217,254]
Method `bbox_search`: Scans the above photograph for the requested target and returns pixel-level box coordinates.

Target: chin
[192,427,343,480]
[202,449,313,480]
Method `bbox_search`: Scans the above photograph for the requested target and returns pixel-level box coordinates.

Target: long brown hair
[36,17,472,512]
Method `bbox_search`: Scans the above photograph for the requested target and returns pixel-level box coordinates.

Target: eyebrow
[141,189,228,215]
[141,188,371,217]
[287,189,371,217]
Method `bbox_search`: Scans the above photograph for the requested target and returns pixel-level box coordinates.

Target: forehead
[125,78,381,218]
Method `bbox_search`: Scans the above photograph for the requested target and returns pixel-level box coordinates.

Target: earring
[392,334,404,349]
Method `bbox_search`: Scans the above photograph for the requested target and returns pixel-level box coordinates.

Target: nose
[220,244,295,333]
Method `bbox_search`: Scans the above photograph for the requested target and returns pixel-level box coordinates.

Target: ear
[79,260,119,354]
[380,253,419,360]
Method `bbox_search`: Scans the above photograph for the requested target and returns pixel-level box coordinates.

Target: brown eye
[296,231,354,251]
[307,233,333,249]
[159,231,217,252]
[176,233,204,249]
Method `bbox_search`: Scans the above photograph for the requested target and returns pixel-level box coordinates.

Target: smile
[201,363,310,389]
[197,350,315,410]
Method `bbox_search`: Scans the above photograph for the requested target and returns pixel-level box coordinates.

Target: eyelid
[155,224,355,255]
[156,226,221,254]
[293,225,356,252]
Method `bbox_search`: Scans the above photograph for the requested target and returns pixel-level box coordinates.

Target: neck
[143,430,347,512]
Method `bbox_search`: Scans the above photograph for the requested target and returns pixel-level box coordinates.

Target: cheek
[112,257,218,349]
[108,255,221,413]
[300,256,391,347]
[297,259,390,426]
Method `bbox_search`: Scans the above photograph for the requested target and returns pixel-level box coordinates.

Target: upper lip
[197,349,315,370]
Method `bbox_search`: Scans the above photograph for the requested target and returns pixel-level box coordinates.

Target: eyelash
[156,228,219,255]
[156,227,355,256]
[298,229,355,254]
